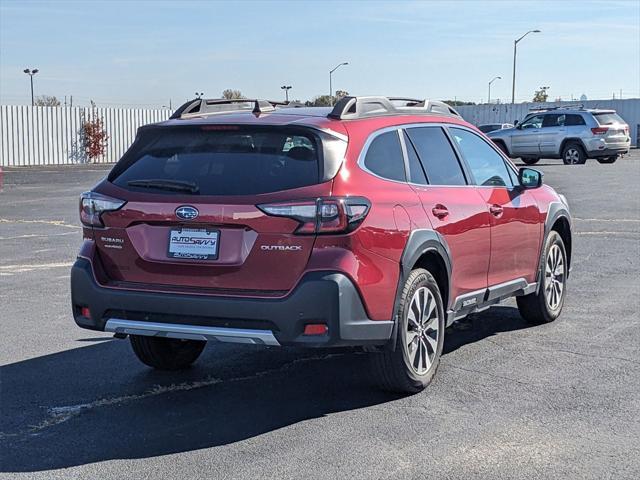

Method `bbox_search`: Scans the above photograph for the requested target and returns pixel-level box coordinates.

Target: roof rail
[529,103,585,112]
[170,98,277,119]
[328,96,462,120]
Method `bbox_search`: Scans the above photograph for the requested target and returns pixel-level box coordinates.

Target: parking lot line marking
[575,231,639,235]
[0,262,74,274]
[0,231,78,240]
[0,218,81,229]
[574,218,640,222]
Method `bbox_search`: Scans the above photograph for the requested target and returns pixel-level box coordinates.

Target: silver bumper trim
[104,318,280,346]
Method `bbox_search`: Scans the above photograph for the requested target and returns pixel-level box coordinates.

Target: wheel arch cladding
[400,230,452,310]
[560,137,587,155]
[551,216,572,273]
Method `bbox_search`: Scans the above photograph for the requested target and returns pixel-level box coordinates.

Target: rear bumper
[70,258,393,347]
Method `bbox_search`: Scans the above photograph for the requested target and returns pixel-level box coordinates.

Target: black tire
[130,335,206,370]
[517,231,567,324]
[370,268,445,394]
[521,157,540,165]
[562,142,586,165]
[597,156,618,164]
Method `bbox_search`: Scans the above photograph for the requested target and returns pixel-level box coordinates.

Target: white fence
[0,106,171,166]
[1,100,639,166]
[456,99,640,147]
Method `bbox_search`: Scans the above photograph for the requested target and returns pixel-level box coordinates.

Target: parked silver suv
[488,107,630,164]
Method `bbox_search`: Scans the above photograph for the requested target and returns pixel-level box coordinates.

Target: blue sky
[1,0,639,107]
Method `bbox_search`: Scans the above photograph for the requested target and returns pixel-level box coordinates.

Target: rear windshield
[110,126,321,195]
[593,112,624,125]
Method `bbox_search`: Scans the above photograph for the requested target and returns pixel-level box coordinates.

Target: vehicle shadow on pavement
[1,306,530,473]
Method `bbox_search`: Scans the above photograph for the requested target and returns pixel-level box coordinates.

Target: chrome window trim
[355,121,525,189]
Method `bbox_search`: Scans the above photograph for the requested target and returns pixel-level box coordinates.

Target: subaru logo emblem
[175,206,199,220]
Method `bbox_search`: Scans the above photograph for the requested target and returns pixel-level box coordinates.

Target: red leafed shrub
[81,113,109,162]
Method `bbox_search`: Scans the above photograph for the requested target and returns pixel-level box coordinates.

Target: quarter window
[405,127,467,186]
[363,131,406,182]
[450,128,513,187]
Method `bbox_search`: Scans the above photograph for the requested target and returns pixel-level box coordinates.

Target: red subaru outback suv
[71,96,572,393]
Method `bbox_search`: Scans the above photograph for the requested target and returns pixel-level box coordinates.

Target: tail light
[258,197,370,234]
[624,125,629,135]
[79,191,126,227]
[591,127,608,135]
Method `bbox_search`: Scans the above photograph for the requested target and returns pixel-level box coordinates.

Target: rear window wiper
[127,179,200,193]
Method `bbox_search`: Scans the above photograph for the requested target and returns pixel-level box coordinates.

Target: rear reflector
[303,324,328,335]
[80,307,91,318]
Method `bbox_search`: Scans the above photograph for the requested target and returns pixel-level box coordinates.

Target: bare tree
[34,95,61,106]
[222,89,245,99]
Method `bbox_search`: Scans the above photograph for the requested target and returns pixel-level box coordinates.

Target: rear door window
[405,126,467,186]
[450,127,513,188]
[110,126,320,195]
[363,130,406,182]
[565,114,586,126]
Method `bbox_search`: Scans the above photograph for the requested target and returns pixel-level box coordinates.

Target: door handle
[432,204,449,219]
[489,204,504,217]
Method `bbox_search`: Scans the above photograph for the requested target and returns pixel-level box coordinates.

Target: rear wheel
[371,269,445,394]
[521,157,539,165]
[517,231,567,324]
[562,142,586,165]
[597,156,618,164]
[130,335,206,370]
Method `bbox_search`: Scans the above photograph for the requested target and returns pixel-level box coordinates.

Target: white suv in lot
[488,107,630,165]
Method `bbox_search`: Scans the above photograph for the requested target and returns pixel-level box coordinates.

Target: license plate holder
[168,228,219,260]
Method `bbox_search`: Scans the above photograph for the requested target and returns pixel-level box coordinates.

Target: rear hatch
[87,123,346,295]
[592,111,630,147]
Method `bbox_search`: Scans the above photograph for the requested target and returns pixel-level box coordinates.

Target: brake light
[79,191,126,227]
[591,127,608,135]
[258,197,370,234]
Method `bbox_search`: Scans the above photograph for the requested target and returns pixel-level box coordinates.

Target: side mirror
[518,167,543,189]
[514,120,519,126]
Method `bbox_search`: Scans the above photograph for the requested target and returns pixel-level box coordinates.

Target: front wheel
[370,269,445,394]
[517,231,567,324]
[130,335,206,370]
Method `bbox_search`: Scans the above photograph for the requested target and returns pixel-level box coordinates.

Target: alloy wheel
[405,287,439,375]
[565,148,581,164]
[544,244,565,310]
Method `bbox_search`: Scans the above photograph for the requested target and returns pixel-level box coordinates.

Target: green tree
[34,95,61,106]
[222,89,245,99]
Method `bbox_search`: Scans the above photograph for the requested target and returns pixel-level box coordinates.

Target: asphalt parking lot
[1,153,639,479]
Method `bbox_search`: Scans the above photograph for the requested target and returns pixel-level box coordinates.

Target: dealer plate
[168,228,219,260]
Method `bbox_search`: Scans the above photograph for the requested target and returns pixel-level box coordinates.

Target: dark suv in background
[71,96,572,393]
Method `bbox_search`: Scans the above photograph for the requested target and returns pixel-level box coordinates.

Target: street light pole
[281,85,292,102]
[488,76,501,104]
[329,62,348,106]
[511,30,540,104]
[23,68,39,106]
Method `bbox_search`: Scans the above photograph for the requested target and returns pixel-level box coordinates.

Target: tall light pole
[329,62,348,106]
[23,68,39,106]
[511,29,540,103]
[488,76,501,104]
[281,85,292,102]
